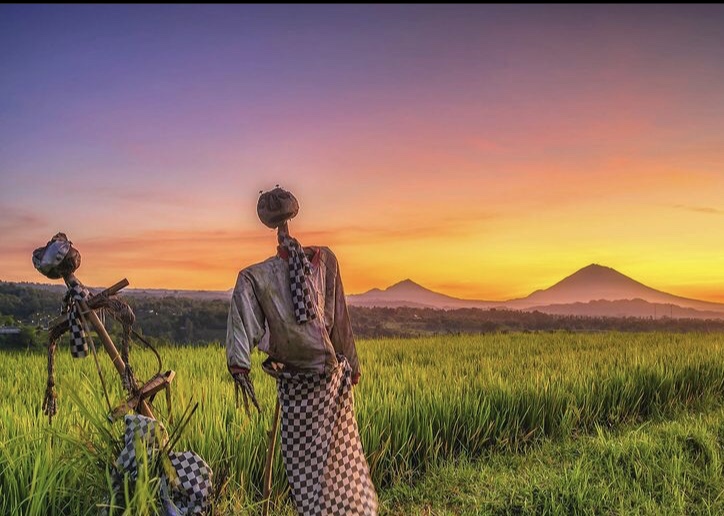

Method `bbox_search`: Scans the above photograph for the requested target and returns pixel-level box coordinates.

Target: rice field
[2,331,724,514]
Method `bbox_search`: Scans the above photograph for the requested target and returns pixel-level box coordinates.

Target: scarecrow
[32,233,213,515]
[226,186,378,515]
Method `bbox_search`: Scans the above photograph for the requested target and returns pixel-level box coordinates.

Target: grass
[382,405,724,515]
[1,331,724,514]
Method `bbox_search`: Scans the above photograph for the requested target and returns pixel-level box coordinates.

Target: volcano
[348,264,724,317]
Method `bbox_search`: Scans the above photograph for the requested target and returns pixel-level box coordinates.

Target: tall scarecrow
[226,187,378,515]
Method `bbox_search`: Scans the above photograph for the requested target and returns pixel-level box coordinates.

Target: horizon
[4,262,723,306]
[2,5,724,302]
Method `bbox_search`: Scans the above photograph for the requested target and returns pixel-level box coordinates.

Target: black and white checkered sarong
[278,233,316,324]
[277,356,378,515]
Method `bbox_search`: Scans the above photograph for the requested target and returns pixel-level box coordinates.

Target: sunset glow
[2,5,724,301]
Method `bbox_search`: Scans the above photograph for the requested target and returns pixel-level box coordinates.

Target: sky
[2,4,724,302]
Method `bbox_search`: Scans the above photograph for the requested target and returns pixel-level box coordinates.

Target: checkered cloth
[278,232,316,324]
[110,414,213,515]
[165,451,214,514]
[113,414,168,481]
[277,356,378,515]
[63,278,90,358]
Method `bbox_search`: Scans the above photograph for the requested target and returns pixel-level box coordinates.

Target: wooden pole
[77,298,155,419]
[262,398,281,516]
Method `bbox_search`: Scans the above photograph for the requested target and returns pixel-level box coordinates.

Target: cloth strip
[278,233,317,324]
[65,279,90,358]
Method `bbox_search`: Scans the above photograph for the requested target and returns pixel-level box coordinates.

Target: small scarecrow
[32,233,213,515]
[226,186,378,515]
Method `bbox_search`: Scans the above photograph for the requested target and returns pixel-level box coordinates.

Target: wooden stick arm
[47,278,130,332]
[42,272,158,421]
[108,370,176,422]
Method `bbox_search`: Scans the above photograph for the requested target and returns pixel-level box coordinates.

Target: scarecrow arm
[47,278,130,334]
[226,273,266,416]
[225,273,266,372]
[326,251,361,383]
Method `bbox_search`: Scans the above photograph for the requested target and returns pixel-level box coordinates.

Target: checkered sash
[64,278,90,358]
[278,232,317,324]
[277,356,378,515]
[110,415,213,515]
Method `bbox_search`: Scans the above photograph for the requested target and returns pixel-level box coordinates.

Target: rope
[121,330,136,393]
[130,328,163,378]
[42,336,58,424]
[101,297,139,394]
[99,296,162,378]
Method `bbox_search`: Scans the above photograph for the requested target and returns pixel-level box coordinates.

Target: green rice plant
[2,331,724,514]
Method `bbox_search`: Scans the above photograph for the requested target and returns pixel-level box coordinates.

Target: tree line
[2,281,724,351]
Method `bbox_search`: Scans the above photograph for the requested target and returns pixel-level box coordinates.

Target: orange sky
[2,5,724,302]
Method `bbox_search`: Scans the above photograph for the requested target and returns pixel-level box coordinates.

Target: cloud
[76,228,273,271]
[297,208,496,247]
[83,185,196,206]
[83,228,266,249]
[0,206,47,234]
[672,204,724,215]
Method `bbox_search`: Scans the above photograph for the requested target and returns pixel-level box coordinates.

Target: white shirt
[225,246,360,377]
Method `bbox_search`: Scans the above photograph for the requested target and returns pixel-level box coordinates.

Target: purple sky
[2,5,724,299]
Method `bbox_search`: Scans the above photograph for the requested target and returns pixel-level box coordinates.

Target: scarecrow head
[257,186,299,229]
[32,233,81,280]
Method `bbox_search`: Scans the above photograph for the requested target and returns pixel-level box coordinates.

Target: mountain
[347,265,724,318]
[8,264,724,319]
[508,264,724,313]
[527,298,724,320]
[347,279,498,310]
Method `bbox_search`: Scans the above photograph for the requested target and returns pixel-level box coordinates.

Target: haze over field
[2,5,724,302]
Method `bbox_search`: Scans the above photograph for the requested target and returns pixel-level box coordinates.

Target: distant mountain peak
[576,263,622,275]
[569,263,621,276]
[554,263,644,288]
[580,263,608,271]
[348,278,496,309]
[517,263,662,308]
[387,279,425,291]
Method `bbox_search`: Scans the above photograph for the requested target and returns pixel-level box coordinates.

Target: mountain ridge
[347,264,724,318]
[6,264,724,319]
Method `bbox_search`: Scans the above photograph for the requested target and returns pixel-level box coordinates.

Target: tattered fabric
[64,278,90,358]
[109,414,213,515]
[276,356,378,515]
